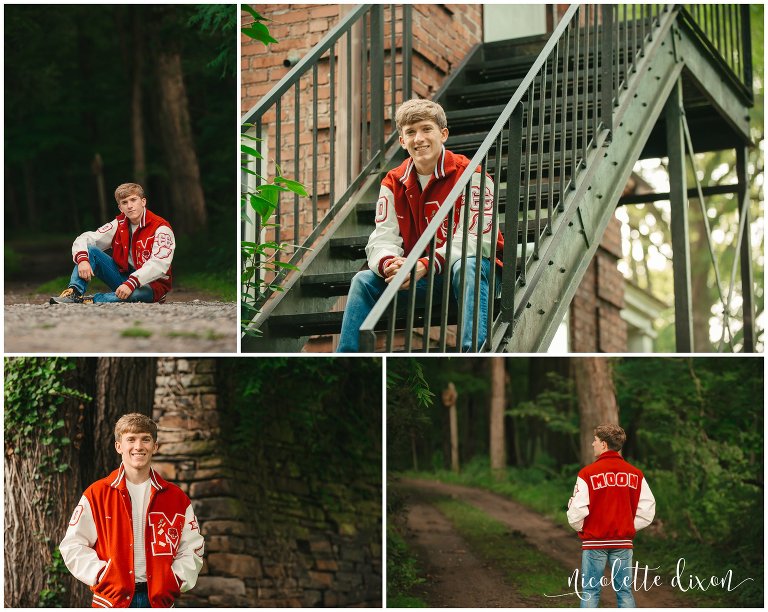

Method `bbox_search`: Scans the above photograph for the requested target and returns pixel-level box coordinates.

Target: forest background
[387,357,763,607]
[4,5,237,300]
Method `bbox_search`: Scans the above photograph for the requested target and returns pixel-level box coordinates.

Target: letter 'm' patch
[148,512,186,556]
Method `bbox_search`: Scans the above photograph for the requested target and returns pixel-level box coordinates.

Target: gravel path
[5,291,237,353]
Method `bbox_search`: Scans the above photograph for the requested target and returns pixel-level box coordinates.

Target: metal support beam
[369,5,385,158]
[736,146,755,352]
[665,78,694,352]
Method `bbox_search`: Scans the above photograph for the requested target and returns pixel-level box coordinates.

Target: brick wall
[152,358,381,607]
[242,4,483,258]
[570,216,627,352]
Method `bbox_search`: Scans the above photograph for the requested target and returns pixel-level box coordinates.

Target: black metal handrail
[358,4,670,352]
[242,4,412,309]
[679,4,753,104]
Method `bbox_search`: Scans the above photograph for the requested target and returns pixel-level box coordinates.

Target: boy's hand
[387,259,427,289]
[115,283,133,300]
[77,261,94,282]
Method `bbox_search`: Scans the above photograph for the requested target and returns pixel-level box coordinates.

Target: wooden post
[442,382,459,473]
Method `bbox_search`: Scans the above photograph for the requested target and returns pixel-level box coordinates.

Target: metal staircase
[243,4,755,353]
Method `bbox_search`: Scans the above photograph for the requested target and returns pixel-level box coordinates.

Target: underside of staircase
[243,8,752,353]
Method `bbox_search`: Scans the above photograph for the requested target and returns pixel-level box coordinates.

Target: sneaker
[49,287,83,304]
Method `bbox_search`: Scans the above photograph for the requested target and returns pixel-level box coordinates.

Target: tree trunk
[154,48,207,235]
[442,382,459,473]
[573,357,620,466]
[489,358,506,476]
[131,8,146,184]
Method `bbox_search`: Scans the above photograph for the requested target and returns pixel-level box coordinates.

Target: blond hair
[114,413,158,442]
[114,182,145,203]
[594,424,626,451]
[395,98,447,135]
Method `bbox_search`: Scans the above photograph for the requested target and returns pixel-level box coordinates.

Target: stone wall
[152,358,381,607]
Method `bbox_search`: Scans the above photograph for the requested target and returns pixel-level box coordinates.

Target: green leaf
[241,5,268,22]
[241,144,263,158]
[274,177,309,196]
[242,22,279,45]
[249,194,276,218]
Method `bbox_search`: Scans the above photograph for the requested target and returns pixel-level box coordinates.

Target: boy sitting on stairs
[337,99,503,352]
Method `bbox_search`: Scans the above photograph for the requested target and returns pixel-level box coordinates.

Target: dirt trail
[398,477,686,608]
[405,500,528,607]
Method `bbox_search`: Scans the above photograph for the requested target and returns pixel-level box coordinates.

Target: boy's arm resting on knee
[435,171,495,273]
[171,503,205,592]
[71,223,118,264]
[129,226,176,288]
[59,496,108,586]
[366,184,404,277]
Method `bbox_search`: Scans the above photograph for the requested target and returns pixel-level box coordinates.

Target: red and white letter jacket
[60,465,204,608]
[366,146,504,277]
[72,208,174,302]
[567,450,656,549]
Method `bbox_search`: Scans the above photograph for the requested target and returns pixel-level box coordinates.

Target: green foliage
[5,246,22,275]
[241,6,279,46]
[38,549,69,608]
[387,359,435,471]
[120,327,153,338]
[386,525,426,606]
[187,5,236,77]
[508,371,579,436]
[36,276,110,295]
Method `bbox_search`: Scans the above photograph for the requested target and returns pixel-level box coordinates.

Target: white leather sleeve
[131,225,175,287]
[171,503,205,592]
[634,477,656,531]
[434,171,495,273]
[59,496,108,586]
[365,184,403,277]
[566,476,590,531]
[72,222,118,263]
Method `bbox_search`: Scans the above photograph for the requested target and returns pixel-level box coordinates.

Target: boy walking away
[60,413,204,608]
[567,424,656,608]
[336,98,503,352]
[50,183,175,304]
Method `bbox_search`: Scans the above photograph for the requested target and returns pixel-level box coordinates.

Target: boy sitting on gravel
[50,183,175,304]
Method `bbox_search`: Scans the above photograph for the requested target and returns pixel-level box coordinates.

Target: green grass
[120,327,153,338]
[177,272,236,301]
[37,275,110,295]
[386,525,428,608]
[5,246,23,276]
[434,497,574,607]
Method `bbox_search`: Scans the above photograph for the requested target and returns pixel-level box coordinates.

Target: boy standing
[60,413,204,608]
[50,183,175,304]
[567,424,656,608]
[336,99,503,352]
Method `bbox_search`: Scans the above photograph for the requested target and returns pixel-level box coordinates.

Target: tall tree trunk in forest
[573,358,619,466]
[154,49,207,235]
[4,358,158,607]
[489,358,506,476]
[690,204,715,352]
[131,8,146,184]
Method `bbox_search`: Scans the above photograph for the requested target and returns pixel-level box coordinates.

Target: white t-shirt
[417,173,431,189]
[126,478,151,583]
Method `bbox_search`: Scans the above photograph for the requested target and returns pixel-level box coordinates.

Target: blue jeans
[69,246,154,303]
[337,257,493,352]
[580,548,635,608]
[128,589,150,608]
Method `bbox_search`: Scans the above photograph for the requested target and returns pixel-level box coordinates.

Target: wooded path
[397,478,686,608]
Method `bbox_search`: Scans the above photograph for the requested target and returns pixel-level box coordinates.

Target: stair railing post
[370,4,385,161]
[600,5,614,137]
[736,146,755,352]
[403,5,413,100]
[739,5,753,96]
[501,106,524,329]
[665,77,694,353]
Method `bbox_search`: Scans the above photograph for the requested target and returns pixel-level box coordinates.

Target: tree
[489,358,506,475]
[4,357,157,607]
[573,358,619,465]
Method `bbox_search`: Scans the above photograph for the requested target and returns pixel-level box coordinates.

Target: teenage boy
[336,98,503,352]
[50,183,175,304]
[60,413,204,608]
[567,424,656,608]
